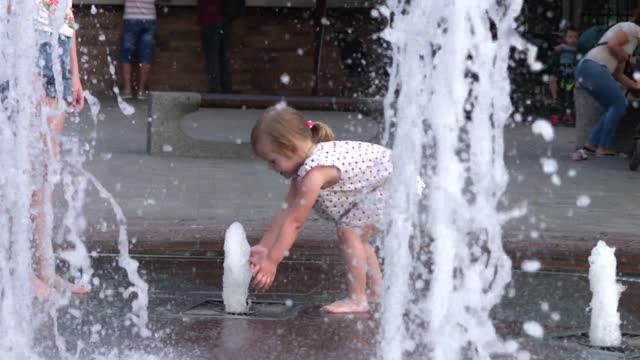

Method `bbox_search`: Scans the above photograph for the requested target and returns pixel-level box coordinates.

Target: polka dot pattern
[297,141,393,227]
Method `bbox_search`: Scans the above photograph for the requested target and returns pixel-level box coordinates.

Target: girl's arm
[69,29,84,111]
[252,166,340,291]
[266,166,339,263]
[256,179,297,250]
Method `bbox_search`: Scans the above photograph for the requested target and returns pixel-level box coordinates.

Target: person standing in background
[119,0,156,99]
[197,0,245,93]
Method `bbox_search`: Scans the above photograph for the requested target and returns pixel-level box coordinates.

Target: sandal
[582,145,596,153]
[571,149,588,161]
[596,151,627,158]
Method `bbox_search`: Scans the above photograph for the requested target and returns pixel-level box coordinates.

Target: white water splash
[521,259,542,273]
[105,52,135,116]
[380,1,525,358]
[0,2,38,356]
[589,241,624,347]
[576,195,591,208]
[522,321,544,339]
[0,1,149,357]
[222,222,252,313]
[80,168,151,337]
[531,119,554,142]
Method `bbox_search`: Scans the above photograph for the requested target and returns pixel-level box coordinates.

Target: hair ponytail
[252,106,336,155]
[310,121,335,144]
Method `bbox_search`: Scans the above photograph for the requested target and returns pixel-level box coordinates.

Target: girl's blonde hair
[251,105,335,154]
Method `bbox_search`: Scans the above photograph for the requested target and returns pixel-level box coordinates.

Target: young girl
[32,0,88,299]
[249,105,392,313]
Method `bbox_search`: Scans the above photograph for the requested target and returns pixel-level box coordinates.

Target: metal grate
[181,297,303,320]
[553,331,640,357]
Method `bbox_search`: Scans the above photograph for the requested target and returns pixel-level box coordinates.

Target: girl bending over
[249,105,392,313]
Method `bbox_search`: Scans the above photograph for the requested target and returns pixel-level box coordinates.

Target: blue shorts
[119,19,156,64]
[37,35,72,103]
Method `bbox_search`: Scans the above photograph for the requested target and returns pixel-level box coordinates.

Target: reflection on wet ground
[38,256,640,359]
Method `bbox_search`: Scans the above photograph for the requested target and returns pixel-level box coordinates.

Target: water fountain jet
[379,1,528,358]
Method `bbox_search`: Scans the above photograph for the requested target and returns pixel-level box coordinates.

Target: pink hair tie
[306,120,314,129]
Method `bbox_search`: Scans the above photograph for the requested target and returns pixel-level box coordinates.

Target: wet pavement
[60,97,640,276]
[31,96,640,359]
[34,255,640,359]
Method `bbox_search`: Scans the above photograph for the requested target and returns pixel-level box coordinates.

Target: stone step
[148,91,383,158]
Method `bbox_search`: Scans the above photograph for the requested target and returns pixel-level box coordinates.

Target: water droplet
[576,195,591,207]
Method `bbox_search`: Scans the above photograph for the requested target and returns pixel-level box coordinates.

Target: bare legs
[321,225,382,313]
[120,63,132,96]
[138,64,151,95]
[364,240,382,302]
[120,63,151,97]
[32,98,89,300]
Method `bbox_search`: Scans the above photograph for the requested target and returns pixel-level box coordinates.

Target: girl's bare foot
[53,276,90,294]
[321,298,369,313]
[32,274,89,300]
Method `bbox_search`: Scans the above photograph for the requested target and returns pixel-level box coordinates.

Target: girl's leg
[321,227,369,313]
[32,98,88,298]
[361,225,382,302]
[32,98,63,280]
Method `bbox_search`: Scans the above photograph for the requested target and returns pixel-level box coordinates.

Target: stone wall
[75,5,387,97]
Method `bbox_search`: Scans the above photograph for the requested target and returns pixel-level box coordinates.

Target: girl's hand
[70,76,84,113]
[249,245,268,275]
[252,257,278,292]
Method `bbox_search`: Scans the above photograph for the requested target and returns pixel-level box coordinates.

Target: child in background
[549,26,580,126]
[33,0,88,298]
[249,105,391,313]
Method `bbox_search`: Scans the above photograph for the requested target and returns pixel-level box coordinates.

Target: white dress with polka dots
[296,141,393,228]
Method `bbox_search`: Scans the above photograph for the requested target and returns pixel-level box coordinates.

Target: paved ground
[61,96,640,272]
[26,95,640,359]
[33,256,640,359]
